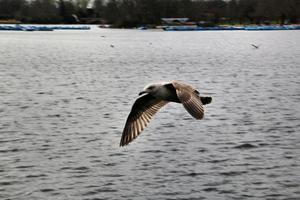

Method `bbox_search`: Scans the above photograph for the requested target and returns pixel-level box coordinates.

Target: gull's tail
[200,96,212,105]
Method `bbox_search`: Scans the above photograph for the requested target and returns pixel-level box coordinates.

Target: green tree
[104,0,121,24]
[27,0,60,23]
[93,0,105,18]
[0,0,27,19]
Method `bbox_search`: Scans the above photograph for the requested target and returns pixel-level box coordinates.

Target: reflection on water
[0,28,299,200]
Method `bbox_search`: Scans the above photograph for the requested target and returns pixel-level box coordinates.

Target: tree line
[0,0,299,27]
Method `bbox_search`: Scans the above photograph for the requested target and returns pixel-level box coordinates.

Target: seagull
[120,81,212,146]
[251,44,259,49]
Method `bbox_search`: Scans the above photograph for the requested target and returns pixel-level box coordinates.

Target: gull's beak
[139,91,147,96]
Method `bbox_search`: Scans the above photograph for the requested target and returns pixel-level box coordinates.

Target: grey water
[0,27,299,200]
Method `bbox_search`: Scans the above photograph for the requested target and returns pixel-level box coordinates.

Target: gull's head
[139,82,165,96]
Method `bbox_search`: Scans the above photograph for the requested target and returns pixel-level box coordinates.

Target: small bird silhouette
[120,81,212,146]
[251,44,260,49]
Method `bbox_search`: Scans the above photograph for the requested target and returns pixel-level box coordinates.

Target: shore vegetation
[0,0,299,27]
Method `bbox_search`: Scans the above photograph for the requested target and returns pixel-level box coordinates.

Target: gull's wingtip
[119,141,126,147]
[120,141,132,147]
[119,138,127,147]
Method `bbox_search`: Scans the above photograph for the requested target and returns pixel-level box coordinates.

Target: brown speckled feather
[120,94,168,146]
[172,81,204,119]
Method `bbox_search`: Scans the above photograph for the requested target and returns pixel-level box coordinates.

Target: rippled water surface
[0,27,300,200]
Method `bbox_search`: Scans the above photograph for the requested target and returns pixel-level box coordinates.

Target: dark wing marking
[172,81,204,119]
[120,94,168,146]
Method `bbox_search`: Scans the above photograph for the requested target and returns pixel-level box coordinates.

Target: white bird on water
[120,81,212,146]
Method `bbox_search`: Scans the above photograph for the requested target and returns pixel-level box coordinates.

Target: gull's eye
[148,86,154,90]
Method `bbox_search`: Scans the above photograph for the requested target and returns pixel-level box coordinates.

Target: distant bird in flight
[120,81,212,146]
[251,44,260,49]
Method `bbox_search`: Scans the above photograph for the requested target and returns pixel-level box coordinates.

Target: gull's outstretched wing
[172,81,204,119]
[120,94,168,146]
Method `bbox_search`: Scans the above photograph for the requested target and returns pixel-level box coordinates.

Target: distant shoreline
[1,23,300,32]
[1,19,300,28]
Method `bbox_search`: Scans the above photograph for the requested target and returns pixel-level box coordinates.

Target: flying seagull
[120,81,212,146]
[251,44,260,49]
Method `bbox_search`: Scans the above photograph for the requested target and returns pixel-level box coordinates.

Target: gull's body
[120,81,212,146]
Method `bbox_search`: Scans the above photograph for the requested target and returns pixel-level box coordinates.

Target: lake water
[0,27,299,200]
